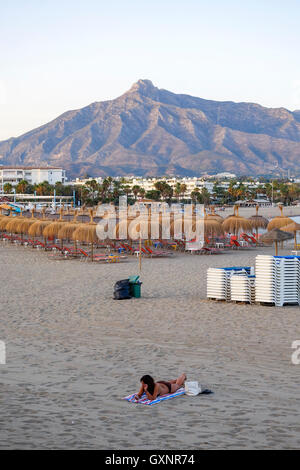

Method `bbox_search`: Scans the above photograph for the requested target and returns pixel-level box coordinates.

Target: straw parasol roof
[206,206,223,222]
[15,209,38,234]
[222,206,252,234]
[248,206,269,229]
[28,208,52,238]
[72,209,98,260]
[267,205,292,231]
[57,211,79,240]
[0,211,14,231]
[260,228,293,255]
[281,222,300,249]
[72,210,98,244]
[204,219,224,236]
[169,214,223,241]
[43,208,67,239]
[5,211,25,234]
[113,213,156,240]
[248,205,269,238]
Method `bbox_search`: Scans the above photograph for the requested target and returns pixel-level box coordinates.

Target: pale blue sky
[1,0,300,140]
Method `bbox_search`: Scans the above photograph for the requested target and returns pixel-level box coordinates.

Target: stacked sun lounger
[255,255,277,304]
[255,255,300,307]
[230,272,256,303]
[207,267,252,301]
[249,276,256,304]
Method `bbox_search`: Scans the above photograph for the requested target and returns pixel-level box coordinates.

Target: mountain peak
[1,81,300,178]
[128,79,158,98]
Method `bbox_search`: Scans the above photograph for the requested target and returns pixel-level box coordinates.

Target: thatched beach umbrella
[72,209,98,261]
[5,210,26,239]
[169,214,222,242]
[57,211,79,240]
[43,208,67,246]
[16,209,38,236]
[281,222,300,250]
[206,206,223,222]
[267,205,292,231]
[27,208,48,234]
[248,205,269,238]
[260,228,293,255]
[0,211,14,232]
[27,208,52,246]
[58,211,80,250]
[204,219,224,238]
[222,206,252,235]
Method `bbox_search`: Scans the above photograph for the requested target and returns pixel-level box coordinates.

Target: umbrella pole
[275,241,278,256]
[295,232,297,250]
[139,235,142,273]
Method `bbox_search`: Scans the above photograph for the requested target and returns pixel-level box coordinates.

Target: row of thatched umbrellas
[0,205,299,257]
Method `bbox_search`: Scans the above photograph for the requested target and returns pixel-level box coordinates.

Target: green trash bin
[129,275,142,298]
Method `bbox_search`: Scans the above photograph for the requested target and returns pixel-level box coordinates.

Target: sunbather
[134,373,186,401]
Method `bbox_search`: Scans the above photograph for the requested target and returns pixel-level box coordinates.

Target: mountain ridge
[0,79,300,177]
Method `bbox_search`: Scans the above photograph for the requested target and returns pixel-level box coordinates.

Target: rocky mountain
[1,79,300,178]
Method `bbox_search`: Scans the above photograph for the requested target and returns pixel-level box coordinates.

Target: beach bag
[184,381,201,396]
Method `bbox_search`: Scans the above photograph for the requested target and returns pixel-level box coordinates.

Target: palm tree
[123,185,132,198]
[191,188,201,203]
[201,188,211,205]
[15,179,28,194]
[161,183,173,202]
[3,183,13,194]
[132,185,141,201]
[138,187,146,199]
[180,184,187,200]
[174,182,181,201]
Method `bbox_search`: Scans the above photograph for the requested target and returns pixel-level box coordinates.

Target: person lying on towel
[134,373,186,401]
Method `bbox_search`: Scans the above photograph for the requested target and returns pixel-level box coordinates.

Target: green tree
[174,182,182,201]
[138,187,146,199]
[180,184,187,200]
[201,188,211,205]
[190,188,201,203]
[3,183,13,194]
[34,181,53,196]
[15,179,29,194]
[132,185,141,201]
[145,190,161,201]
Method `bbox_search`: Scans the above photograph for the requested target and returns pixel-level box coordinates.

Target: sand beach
[0,241,299,450]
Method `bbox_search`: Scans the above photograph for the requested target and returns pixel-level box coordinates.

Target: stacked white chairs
[231,272,255,303]
[274,256,299,307]
[249,276,256,304]
[255,255,300,307]
[207,267,251,301]
[255,255,277,304]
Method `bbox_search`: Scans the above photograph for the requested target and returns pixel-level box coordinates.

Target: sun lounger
[144,246,173,257]
[120,243,135,255]
[78,248,127,263]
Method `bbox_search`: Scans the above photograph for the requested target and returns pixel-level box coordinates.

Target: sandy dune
[0,243,299,449]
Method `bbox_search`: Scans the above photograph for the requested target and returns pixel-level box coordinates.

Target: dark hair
[140,375,155,395]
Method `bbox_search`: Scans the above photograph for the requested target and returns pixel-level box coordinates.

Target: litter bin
[128,275,142,298]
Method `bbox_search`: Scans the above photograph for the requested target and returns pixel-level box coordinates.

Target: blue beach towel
[123,387,185,405]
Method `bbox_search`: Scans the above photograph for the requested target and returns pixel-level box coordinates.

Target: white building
[0,166,66,190]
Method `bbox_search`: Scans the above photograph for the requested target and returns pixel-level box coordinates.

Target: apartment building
[127,177,215,196]
[0,166,66,190]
